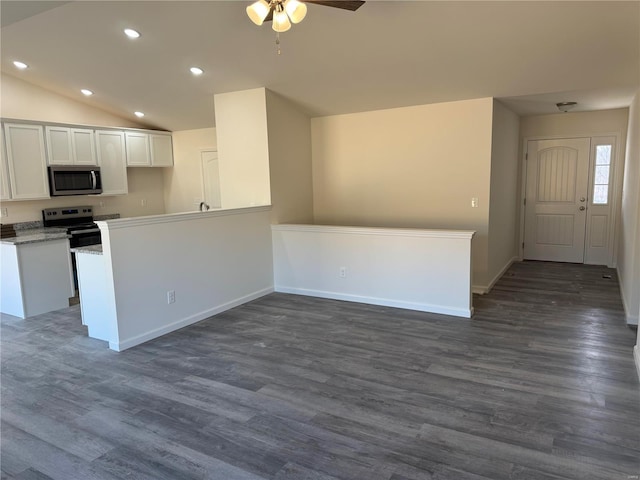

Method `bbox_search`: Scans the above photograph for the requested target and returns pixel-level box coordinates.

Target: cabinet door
[125,132,150,166]
[45,126,73,165]
[149,134,174,167]
[0,125,11,200]
[4,124,50,200]
[71,128,97,165]
[96,130,128,195]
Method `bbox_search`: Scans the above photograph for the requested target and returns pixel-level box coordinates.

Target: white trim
[474,256,518,295]
[110,287,274,351]
[272,224,475,240]
[634,345,640,383]
[97,205,271,230]
[275,286,473,319]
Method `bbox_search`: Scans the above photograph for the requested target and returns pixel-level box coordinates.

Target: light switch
[471,197,479,208]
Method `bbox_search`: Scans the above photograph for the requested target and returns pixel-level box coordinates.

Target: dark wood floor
[1,261,639,480]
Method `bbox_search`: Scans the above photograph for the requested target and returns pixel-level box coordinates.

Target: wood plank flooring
[1,261,639,480]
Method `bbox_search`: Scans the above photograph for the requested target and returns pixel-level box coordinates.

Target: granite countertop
[71,244,103,255]
[0,228,70,245]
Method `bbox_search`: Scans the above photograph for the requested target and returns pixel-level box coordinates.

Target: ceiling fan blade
[304,1,365,11]
[262,0,365,22]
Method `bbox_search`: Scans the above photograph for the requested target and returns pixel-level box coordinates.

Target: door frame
[518,132,623,267]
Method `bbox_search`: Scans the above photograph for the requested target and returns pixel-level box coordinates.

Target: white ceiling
[1,1,639,131]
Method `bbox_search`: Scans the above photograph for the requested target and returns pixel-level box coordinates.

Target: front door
[524,138,591,263]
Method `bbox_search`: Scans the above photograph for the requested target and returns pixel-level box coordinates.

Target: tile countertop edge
[71,244,103,255]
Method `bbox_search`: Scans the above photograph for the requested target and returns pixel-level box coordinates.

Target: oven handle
[69,228,100,235]
[90,170,97,190]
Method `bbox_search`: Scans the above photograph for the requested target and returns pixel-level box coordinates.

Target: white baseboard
[275,286,473,318]
[617,272,639,326]
[473,256,518,295]
[110,287,274,351]
[634,345,640,383]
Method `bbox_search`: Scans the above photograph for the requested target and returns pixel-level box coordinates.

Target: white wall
[164,127,217,214]
[272,224,475,317]
[618,92,640,327]
[265,90,314,224]
[0,74,166,222]
[311,97,494,288]
[96,207,274,350]
[214,88,271,209]
[488,100,520,289]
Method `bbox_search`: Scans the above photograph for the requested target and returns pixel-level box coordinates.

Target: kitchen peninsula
[73,206,274,351]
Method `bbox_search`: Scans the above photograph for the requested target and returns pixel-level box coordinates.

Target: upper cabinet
[125,131,173,167]
[46,126,97,165]
[0,125,11,201]
[149,133,174,167]
[96,130,128,196]
[3,123,50,200]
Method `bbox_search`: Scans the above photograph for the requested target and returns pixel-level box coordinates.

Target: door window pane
[592,145,612,204]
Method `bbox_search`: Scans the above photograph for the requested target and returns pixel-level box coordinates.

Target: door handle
[579,206,586,211]
[580,197,586,202]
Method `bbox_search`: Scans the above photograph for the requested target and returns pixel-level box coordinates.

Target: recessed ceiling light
[124,28,141,39]
[81,89,94,96]
[190,67,204,76]
[13,61,28,70]
[134,111,145,118]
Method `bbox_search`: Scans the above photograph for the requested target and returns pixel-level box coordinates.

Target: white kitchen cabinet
[3,123,50,200]
[96,130,128,195]
[1,238,74,319]
[0,125,11,200]
[125,131,151,166]
[125,131,173,167]
[71,128,98,165]
[46,126,97,165]
[149,133,174,166]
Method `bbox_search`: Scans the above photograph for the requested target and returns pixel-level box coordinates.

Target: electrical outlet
[98,201,105,208]
[339,267,347,278]
[167,290,175,304]
[0,207,7,217]
[141,198,147,207]
[471,197,479,208]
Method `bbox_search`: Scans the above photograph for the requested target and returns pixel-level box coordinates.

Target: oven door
[69,228,101,248]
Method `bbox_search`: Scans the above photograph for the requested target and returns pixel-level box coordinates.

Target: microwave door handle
[90,170,97,190]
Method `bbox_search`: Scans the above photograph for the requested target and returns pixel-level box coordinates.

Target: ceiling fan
[247,0,365,33]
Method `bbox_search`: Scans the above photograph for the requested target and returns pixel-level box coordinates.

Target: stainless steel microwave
[48,166,102,196]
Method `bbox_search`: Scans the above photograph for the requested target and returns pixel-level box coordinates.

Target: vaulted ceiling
[2,1,639,131]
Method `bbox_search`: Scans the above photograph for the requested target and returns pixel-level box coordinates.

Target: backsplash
[11,213,120,231]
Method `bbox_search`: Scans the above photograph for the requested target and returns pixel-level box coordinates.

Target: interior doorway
[522,136,618,265]
[201,150,222,210]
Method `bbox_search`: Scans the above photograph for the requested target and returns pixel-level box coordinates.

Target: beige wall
[618,92,640,326]
[311,97,494,287]
[1,74,166,223]
[164,128,216,214]
[265,90,314,224]
[488,100,520,286]
[214,88,271,209]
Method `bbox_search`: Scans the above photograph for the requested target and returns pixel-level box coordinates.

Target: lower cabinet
[96,130,128,195]
[0,239,74,318]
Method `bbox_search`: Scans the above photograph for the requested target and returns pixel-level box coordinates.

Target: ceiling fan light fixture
[246,0,271,26]
[284,0,307,24]
[272,7,292,32]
